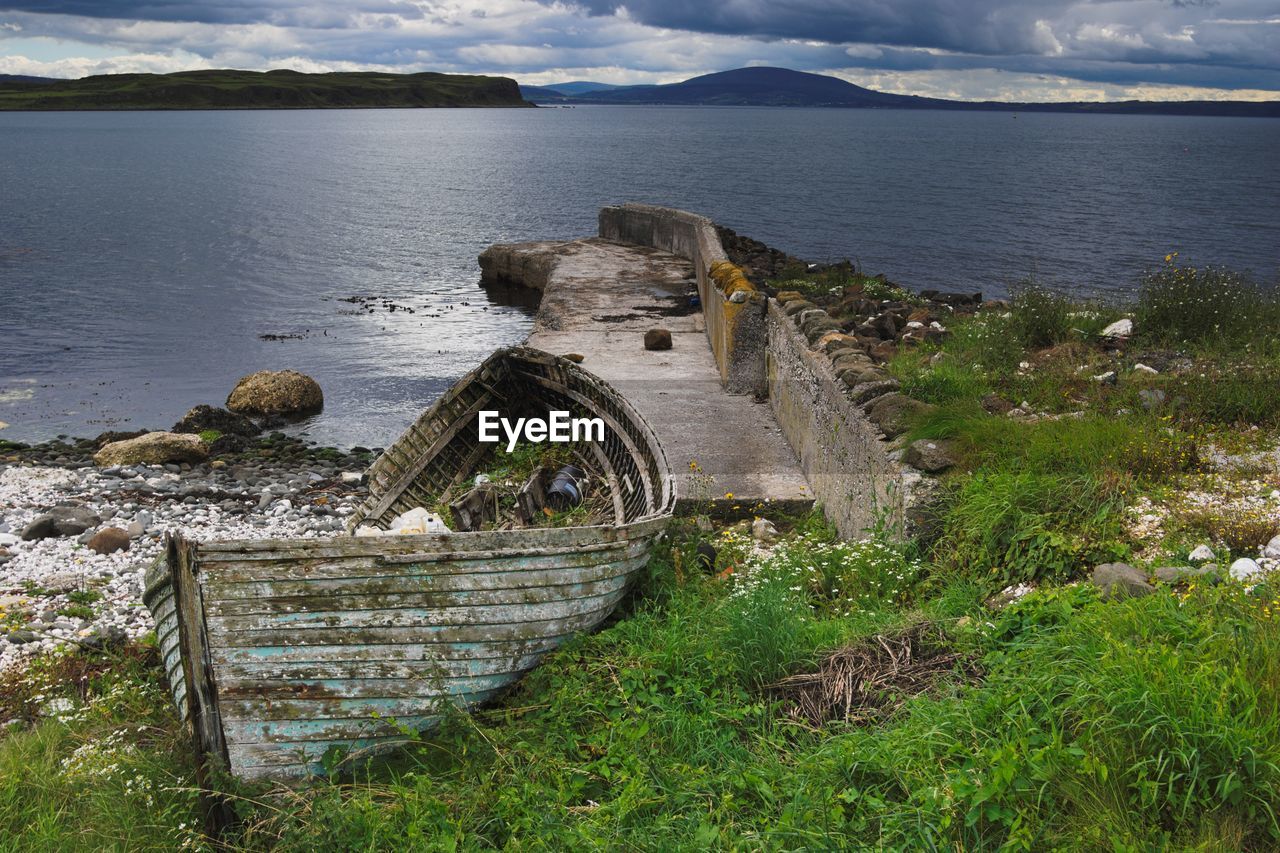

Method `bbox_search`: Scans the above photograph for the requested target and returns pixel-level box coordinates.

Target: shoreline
[0,433,376,675]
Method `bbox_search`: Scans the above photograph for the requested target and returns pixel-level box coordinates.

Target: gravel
[0,436,372,673]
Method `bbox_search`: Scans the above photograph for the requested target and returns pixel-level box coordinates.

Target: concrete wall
[477,241,564,292]
[599,203,766,396]
[766,299,922,539]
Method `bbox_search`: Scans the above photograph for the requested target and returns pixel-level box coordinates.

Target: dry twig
[768,622,981,726]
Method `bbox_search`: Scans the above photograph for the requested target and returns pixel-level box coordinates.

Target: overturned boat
[144,347,675,780]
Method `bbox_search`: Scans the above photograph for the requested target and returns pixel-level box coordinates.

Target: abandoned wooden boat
[144,347,675,780]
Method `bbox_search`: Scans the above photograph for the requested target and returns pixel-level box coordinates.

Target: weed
[1178,505,1280,554]
[1009,283,1076,349]
[0,643,204,849]
[56,604,95,621]
[1135,259,1279,350]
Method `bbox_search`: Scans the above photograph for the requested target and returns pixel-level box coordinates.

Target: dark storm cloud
[0,1,404,26]
[554,0,1280,71]
[563,0,1070,56]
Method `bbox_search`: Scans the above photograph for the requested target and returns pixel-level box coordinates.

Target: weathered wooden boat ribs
[145,348,675,780]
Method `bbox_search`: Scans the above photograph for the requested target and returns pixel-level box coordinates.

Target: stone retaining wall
[599,203,766,395]
[765,297,935,539]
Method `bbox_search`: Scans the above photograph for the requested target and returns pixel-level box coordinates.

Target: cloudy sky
[1,0,1278,101]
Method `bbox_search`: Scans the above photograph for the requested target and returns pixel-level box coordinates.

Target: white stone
[751,518,778,543]
[1102,318,1133,337]
[340,472,363,484]
[1264,535,1280,561]
[1188,544,1215,562]
[1230,557,1263,581]
[1132,364,1159,375]
[1092,371,1116,383]
[0,533,17,548]
[388,507,450,535]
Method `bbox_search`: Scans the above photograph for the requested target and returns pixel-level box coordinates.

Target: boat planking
[144,347,675,781]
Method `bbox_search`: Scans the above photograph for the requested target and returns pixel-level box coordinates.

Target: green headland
[0,69,531,110]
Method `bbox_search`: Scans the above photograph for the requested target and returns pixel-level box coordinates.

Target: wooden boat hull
[144,520,666,779]
[144,347,676,781]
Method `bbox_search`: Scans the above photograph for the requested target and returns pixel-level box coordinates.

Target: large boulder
[172,404,260,437]
[94,431,208,467]
[87,527,131,555]
[226,370,323,417]
[867,393,936,439]
[1230,558,1264,582]
[22,506,101,541]
[903,438,956,473]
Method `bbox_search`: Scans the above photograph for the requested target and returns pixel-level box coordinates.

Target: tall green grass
[1135,261,1280,351]
[908,410,1196,589]
[0,644,201,850]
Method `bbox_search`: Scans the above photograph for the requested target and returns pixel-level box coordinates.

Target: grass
[3,261,1280,848]
[0,643,202,849]
[882,262,1278,592]
[5,522,1280,848]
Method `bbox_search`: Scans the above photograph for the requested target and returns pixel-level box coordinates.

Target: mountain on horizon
[596,67,926,107]
[543,81,622,95]
[522,65,1280,117]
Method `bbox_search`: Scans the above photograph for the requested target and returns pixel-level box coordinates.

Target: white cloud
[0,0,1275,97]
[0,49,214,77]
[844,43,883,59]
[825,66,1280,102]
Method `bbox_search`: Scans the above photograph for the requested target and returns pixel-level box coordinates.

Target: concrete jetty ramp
[481,235,811,511]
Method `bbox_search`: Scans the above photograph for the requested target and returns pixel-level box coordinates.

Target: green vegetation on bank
[4,260,1280,849]
[0,70,531,111]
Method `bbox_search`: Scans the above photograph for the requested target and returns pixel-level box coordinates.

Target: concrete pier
[481,236,811,511]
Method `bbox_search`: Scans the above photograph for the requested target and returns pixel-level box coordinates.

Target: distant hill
[543,81,622,95]
[0,74,61,85]
[0,69,532,110]
[518,84,569,102]
[594,67,926,107]
[538,66,1280,118]
[519,81,623,101]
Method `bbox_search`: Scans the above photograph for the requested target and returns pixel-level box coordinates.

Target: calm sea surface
[1,107,1277,447]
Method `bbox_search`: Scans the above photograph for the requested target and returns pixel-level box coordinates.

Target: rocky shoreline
[0,433,376,676]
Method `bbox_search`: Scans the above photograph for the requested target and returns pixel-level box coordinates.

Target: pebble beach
[0,435,374,675]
